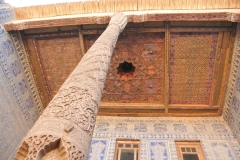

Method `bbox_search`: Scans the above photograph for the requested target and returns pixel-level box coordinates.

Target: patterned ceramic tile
[0,6,40,159]
[147,140,170,160]
[91,116,240,160]
[208,141,236,160]
[0,7,14,24]
[89,139,109,160]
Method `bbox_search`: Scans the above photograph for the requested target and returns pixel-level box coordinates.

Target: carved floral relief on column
[14,13,128,160]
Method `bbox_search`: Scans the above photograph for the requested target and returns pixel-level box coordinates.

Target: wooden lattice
[169,32,218,104]
[85,33,165,103]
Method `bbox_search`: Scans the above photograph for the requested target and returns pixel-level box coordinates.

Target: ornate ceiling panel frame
[10,31,44,113]
[20,21,235,116]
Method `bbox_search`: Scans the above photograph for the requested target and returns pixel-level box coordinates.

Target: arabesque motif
[85,33,165,103]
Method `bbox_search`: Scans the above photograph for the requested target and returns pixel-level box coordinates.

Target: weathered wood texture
[5,12,240,31]
[14,0,240,20]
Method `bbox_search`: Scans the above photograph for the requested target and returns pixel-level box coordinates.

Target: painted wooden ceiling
[22,21,235,116]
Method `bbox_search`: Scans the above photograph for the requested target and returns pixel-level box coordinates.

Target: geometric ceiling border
[10,31,44,114]
[4,11,240,31]
[223,23,240,119]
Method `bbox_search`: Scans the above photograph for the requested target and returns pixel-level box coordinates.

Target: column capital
[108,13,128,32]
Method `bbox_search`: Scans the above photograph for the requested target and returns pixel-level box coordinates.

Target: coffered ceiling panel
[85,33,165,103]
[169,32,218,104]
[23,21,234,116]
[35,37,82,99]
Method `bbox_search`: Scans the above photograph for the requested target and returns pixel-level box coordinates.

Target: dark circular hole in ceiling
[117,61,136,80]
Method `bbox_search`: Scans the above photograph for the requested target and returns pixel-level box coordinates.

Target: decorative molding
[123,28,166,33]
[223,23,240,119]
[10,31,44,113]
[170,27,233,32]
[81,28,166,35]
[4,12,240,31]
[23,31,78,38]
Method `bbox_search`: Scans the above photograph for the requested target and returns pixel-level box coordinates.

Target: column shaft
[14,13,127,160]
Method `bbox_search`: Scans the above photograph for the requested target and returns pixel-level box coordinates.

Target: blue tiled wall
[90,116,240,160]
[0,4,41,159]
[224,23,240,145]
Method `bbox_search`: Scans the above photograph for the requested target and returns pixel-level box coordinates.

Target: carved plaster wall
[224,23,240,144]
[90,116,240,160]
[0,4,43,160]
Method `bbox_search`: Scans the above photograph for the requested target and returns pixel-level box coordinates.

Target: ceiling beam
[4,10,240,31]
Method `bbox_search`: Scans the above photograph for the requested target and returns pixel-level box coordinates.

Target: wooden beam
[98,108,165,117]
[100,102,165,109]
[22,36,51,107]
[170,27,233,32]
[168,105,218,109]
[210,31,223,107]
[32,38,52,100]
[4,11,240,31]
[168,108,219,116]
[165,22,170,115]
[81,28,166,35]
[218,32,231,107]
[78,26,86,57]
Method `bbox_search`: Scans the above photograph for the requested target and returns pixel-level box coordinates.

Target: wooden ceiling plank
[209,31,224,107]
[22,37,51,107]
[32,38,52,100]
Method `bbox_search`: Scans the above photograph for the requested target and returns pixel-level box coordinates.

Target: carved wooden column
[15,13,127,160]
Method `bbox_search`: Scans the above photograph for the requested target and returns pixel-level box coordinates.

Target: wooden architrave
[4,10,240,31]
